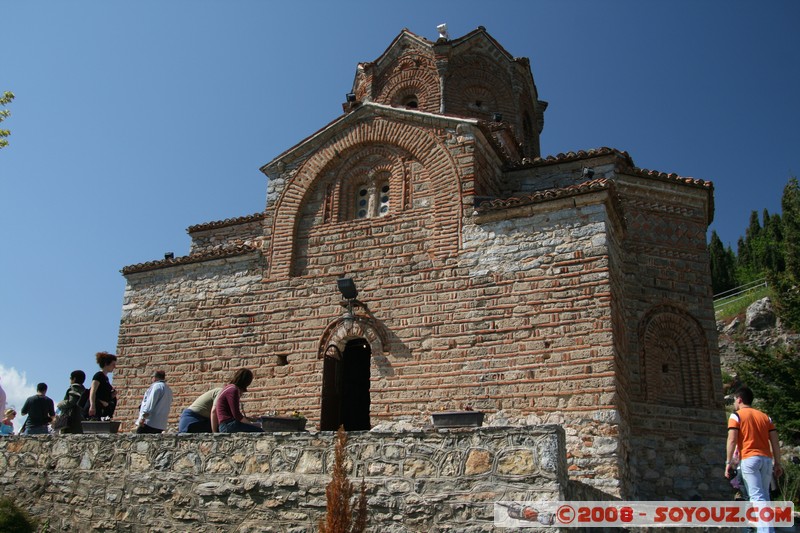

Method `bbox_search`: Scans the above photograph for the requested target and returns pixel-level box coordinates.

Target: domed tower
[345,26,547,160]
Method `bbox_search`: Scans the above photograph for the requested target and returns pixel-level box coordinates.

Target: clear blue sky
[2,2,798,428]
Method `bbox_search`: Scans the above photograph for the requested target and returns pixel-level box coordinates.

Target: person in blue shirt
[1,408,15,435]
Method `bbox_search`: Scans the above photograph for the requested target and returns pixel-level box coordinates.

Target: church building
[116,26,725,499]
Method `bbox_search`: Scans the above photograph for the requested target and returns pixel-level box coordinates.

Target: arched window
[402,96,418,109]
[353,171,390,220]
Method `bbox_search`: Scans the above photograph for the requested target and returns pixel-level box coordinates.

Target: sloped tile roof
[475,178,613,213]
[186,212,265,234]
[519,147,713,189]
[121,244,258,275]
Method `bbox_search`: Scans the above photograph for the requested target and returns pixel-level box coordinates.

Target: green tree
[734,344,800,443]
[708,230,737,294]
[736,235,755,282]
[764,211,785,274]
[735,207,787,282]
[0,91,14,150]
[770,177,800,330]
[783,177,800,279]
[771,274,800,331]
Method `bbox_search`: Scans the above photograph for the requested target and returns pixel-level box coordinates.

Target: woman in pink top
[213,368,263,433]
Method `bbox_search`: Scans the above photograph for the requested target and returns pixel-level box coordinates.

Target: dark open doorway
[320,338,372,431]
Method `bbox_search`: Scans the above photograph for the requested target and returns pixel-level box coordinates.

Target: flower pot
[257,416,307,432]
[431,411,484,428]
[81,420,122,434]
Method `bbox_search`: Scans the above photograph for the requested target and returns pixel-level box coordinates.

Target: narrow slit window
[378,183,390,216]
[355,187,369,219]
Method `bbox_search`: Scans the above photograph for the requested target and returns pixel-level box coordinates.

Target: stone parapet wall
[0,426,566,532]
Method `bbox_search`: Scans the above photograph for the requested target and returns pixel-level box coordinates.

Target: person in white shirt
[135,370,173,434]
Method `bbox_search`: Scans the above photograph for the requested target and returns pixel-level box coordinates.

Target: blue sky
[1,2,798,429]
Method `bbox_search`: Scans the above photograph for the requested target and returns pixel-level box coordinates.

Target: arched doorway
[320,338,372,431]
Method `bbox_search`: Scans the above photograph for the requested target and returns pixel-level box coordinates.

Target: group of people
[1,350,264,436]
[0,352,119,435]
[131,366,265,434]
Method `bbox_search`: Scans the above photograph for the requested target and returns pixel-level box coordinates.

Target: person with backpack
[56,370,87,434]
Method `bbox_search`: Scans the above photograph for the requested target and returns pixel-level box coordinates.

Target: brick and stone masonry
[101,26,729,505]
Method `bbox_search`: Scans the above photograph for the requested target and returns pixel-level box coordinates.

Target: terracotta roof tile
[121,244,258,275]
[475,178,613,213]
[625,166,712,189]
[514,147,631,168]
[187,212,265,234]
[516,147,713,189]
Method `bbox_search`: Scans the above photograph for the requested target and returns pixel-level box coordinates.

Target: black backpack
[78,388,90,412]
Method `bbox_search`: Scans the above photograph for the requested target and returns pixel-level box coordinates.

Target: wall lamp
[337,277,358,317]
[337,277,358,299]
[492,112,503,122]
[345,93,357,103]
[582,167,595,179]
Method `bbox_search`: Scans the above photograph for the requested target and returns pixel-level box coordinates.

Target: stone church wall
[0,426,566,532]
[509,156,728,499]
[115,191,630,497]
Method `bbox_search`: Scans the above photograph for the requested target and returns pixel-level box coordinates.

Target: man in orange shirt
[725,387,783,533]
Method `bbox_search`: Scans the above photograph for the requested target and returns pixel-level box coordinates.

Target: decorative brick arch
[445,56,515,120]
[639,304,713,408]
[374,54,440,113]
[317,315,387,360]
[331,145,408,222]
[268,118,463,279]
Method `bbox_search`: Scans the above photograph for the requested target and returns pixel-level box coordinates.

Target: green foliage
[771,273,800,331]
[782,177,800,279]
[0,497,39,533]
[710,176,800,332]
[0,91,14,150]
[777,459,800,505]
[709,230,737,294]
[734,344,800,443]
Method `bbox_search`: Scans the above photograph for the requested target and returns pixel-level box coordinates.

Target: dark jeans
[178,409,211,433]
[136,424,163,434]
[219,419,263,433]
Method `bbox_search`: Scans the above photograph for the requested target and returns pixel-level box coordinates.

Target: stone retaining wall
[0,426,566,532]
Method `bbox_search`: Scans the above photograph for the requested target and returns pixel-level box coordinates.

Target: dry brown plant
[319,425,368,533]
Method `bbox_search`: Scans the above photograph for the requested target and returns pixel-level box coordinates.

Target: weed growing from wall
[319,426,368,533]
